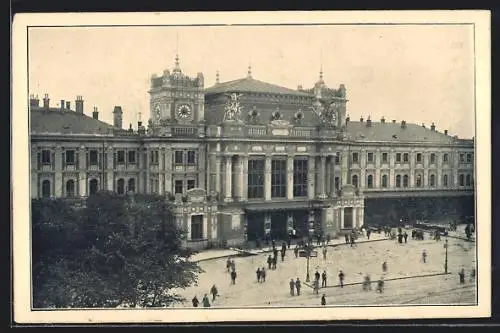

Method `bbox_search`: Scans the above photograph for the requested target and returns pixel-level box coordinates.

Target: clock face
[177,104,192,119]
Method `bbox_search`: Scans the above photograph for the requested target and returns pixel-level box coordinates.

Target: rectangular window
[187,179,196,190]
[403,153,409,163]
[271,160,287,198]
[248,159,265,199]
[334,176,340,190]
[187,150,196,164]
[335,152,340,165]
[396,153,401,163]
[443,153,449,163]
[128,150,136,164]
[117,150,125,164]
[190,215,203,240]
[382,153,388,163]
[41,150,51,164]
[459,154,465,163]
[89,150,98,165]
[174,151,184,164]
[174,180,183,194]
[65,150,75,165]
[293,159,308,197]
[466,154,472,163]
[416,153,422,163]
[430,153,436,164]
[352,152,359,164]
[367,152,374,163]
[150,150,159,164]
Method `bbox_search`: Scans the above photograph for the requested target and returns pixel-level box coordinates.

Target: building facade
[30,57,475,248]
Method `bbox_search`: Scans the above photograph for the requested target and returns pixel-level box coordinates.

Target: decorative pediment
[340,184,356,197]
[186,188,207,203]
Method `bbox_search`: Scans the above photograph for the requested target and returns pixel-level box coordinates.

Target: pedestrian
[210,284,218,302]
[294,245,299,258]
[261,267,266,282]
[338,270,345,288]
[272,255,277,270]
[363,274,372,291]
[280,248,285,262]
[273,248,279,259]
[321,270,327,288]
[382,261,388,273]
[289,278,295,296]
[345,234,349,244]
[367,229,371,240]
[470,268,476,283]
[295,278,301,296]
[313,279,320,295]
[321,294,326,306]
[398,233,403,244]
[256,267,261,282]
[231,259,236,272]
[459,268,465,284]
[422,250,427,263]
[272,239,276,249]
[192,295,199,307]
[403,232,408,243]
[322,246,327,260]
[267,255,273,269]
[315,270,320,283]
[282,242,287,253]
[202,294,211,307]
[226,257,231,272]
[230,270,237,285]
[377,278,384,293]
[287,236,291,249]
[326,234,331,244]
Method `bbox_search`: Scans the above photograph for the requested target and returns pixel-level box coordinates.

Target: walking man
[377,278,384,293]
[202,294,211,307]
[403,232,408,243]
[470,268,476,283]
[382,261,388,273]
[295,278,301,296]
[313,280,320,295]
[230,270,237,285]
[226,257,232,272]
[422,250,427,263]
[267,255,273,269]
[280,248,286,262]
[256,267,261,282]
[367,229,371,240]
[261,267,266,282]
[210,284,218,302]
[322,246,327,260]
[321,294,326,306]
[459,268,465,284]
[322,270,327,288]
[272,255,277,270]
[315,270,321,283]
[192,295,199,307]
[338,270,345,288]
[294,245,299,258]
[345,234,349,244]
[289,278,295,296]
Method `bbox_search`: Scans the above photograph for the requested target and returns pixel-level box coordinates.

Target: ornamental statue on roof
[223,92,244,122]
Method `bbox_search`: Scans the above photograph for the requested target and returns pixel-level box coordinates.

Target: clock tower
[148,54,205,126]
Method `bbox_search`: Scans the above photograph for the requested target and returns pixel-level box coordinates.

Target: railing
[362,185,474,192]
[172,126,197,137]
[247,126,267,136]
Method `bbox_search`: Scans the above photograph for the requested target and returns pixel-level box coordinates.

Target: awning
[244,200,327,212]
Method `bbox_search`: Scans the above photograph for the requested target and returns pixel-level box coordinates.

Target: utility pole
[444,238,449,274]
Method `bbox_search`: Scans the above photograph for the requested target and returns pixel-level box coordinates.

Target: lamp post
[444,238,449,274]
[306,248,311,282]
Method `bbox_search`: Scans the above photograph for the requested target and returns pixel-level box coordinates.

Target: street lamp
[306,248,311,282]
[444,238,449,274]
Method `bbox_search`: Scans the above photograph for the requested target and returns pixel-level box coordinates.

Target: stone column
[224,155,233,202]
[308,155,316,199]
[145,148,150,194]
[340,207,345,229]
[241,155,248,201]
[437,152,442,187]
[287,155,294,200]
[453,152,459,187]
[375,150,381,188]
[264,155,272,201]
[318,156,327,198]
[264,213,272,235]
[423,153,429,187]
[158,148,164,195]
[389,149,395,189]
[410,151,415,187]
[215,154,221,196]
[78,147,87,197]
[359,204,365,228]
[341,150,349,187]
[164,148,172,195]
[54,146,63,198]
[203,215,208,240]
[329,157,336,196]
[359,150,366,188]
[107,148,114,191]
[198,146,206,191]
[234,155,243,200]
[287,212,294,232]
[31,147,38,198]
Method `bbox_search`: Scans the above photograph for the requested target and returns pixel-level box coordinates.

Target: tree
[32,192,203,308]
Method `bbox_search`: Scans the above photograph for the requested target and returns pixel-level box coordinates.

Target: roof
[346,121,458,144]
[204,77,314,97]
[30,107,116,135]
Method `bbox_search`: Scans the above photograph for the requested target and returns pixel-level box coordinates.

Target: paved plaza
[176,229,476,308]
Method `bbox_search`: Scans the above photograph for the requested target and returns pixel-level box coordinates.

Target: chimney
[444,129,448,135]
[360,116,364,122]
[401,120,406,129]
[92,106,99,120]
[366,116,372,127]
[66,101,71,110]
[392,119,396,124]
[60,100,65,110]
[29,94,40,108]
[297,85,303,91]
[43,94,50,109]
[75,96,84,114]
[381,117,385,123]
[113,106,123,129]
[430,122,436,131]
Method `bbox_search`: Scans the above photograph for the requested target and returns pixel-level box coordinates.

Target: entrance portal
[270,211,288,240]
[246,212,265,241]
[344,207,353,228]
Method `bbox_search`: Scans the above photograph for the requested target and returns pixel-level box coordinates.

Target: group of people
[192,284,219,308]
[458,267,476,284]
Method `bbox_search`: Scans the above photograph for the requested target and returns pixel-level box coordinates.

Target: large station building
[30,55,475,248]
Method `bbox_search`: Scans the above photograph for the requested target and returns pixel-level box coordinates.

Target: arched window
[128,178,135,193]
[381,174,388,188]
[66,179,75,197]
[416,174,422,187]
[367,175,373,188]
[403,175,409,187]
[352,175,358,188]
[396,175,401,188]
[459,174,465,186]
[89,179,98,195]
[443,174,449,187]
[430,174,436,187]
[466,174,472,186]
[117,178,125,195]
[42,180,51,198]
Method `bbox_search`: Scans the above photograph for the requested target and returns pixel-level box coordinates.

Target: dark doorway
[344,207,353,229]
[89,179,98,195]
[247,212,265,241]
[270,210,288,240]
[292,210,310,238]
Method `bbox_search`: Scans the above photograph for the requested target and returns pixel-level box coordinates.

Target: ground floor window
[416,174,422,187]
[89,179,98,195]
[459,174,465,186]
[396,175,401,188]
[191,215,203,240]
[367,174,373,188]
[66,179,75,197]
[175,180,183,194]
[443,174,449,186]
[430,174,436,187]
[41,179,51,198]
[344,207,353,228]
[128,178,135,193]
[352,175,358,187]
[117,178,125,195]
[466,174,472,186]
[381,174,388,188]
[403,175,409,187]
[187,179,196,190]
[248,159,264,199]
[335,176,340,191]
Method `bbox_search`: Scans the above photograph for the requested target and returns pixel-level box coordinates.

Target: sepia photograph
[11,11,491,323]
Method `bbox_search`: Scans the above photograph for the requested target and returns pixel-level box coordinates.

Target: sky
[28,24,475,138]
